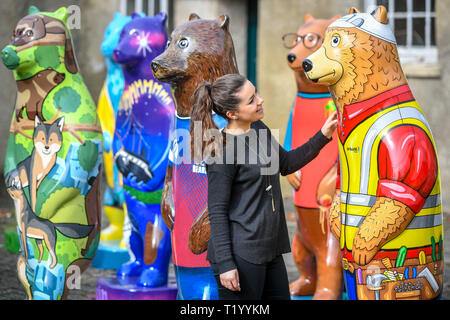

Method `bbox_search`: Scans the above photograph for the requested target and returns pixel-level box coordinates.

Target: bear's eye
[331,35,341,47]
[177,38,189,49]
[129,28,138,36]
[166,40,171,49]
[25,29,33,37]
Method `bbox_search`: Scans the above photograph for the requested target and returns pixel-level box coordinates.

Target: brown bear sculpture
[283,14,343,300]
[151,14,238,300]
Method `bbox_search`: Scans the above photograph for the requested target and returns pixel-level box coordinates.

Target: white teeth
[116,149,153,179]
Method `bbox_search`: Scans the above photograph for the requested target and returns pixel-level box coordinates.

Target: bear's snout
[287,53,296,63]
[302,59,313,72]
[1,46,20,70]
[151,61,160,74]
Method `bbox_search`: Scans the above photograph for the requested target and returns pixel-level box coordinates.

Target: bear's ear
[371,5,388,24]
[54,7,69,23]
[304,14,314,23]
[28,5,40,15]
[348,7,360,14]
[132,12,142,19]
[218,15,229,30]
[189,13,201,21]
[156,12,167,24]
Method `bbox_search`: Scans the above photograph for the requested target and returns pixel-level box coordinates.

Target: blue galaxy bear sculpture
[112,12,175,287]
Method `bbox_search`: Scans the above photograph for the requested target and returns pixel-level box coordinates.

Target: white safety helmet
[329,8,396,45]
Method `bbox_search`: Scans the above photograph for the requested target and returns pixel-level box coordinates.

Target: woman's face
[231,80,265,123]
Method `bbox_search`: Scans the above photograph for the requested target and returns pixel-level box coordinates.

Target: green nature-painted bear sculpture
[1,6,103,300]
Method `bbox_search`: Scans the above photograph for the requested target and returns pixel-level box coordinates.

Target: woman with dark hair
[190,73,337,300]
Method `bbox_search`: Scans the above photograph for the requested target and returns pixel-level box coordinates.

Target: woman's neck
[225,120,252,135]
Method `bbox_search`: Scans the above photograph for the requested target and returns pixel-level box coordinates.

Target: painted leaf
[77,140,98,173]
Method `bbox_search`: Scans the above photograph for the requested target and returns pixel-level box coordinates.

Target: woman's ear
[225,110,237,120]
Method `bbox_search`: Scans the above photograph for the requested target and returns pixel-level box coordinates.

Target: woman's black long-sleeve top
[206,120,332,275]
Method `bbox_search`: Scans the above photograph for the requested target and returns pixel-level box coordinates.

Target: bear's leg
[312,230,343,300]
[138,206,172,288]
[289,206,317,296]
[117,219,144,277]
[117,198,144,278]
[290,233,317,296]
[116,229,144,277]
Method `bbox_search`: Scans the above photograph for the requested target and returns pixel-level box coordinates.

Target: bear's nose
[302,59,313,72]
[45,146,49,150]
[1,46,19,70]
[151,61,160,74]
[287,53,296,63]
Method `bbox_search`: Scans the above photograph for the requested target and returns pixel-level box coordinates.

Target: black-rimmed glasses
[282,32,322,49]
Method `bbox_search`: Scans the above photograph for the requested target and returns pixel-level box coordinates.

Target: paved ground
[1,197,449,300]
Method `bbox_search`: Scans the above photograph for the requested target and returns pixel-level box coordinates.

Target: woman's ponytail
[190,82,219,163]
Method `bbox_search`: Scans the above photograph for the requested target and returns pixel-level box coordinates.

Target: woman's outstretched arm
[256,112,337,176]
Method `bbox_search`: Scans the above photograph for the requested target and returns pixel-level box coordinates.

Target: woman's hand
[321,111,338,139]
[286,170,302,190]
[220,268,241,291]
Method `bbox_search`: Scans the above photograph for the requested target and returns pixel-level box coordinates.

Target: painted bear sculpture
[97,13,132,243]
[151,14,238,299]
[283,14,343,299]
[304,6,444,300]
[112,12,175,288]
[1,6,103,300]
